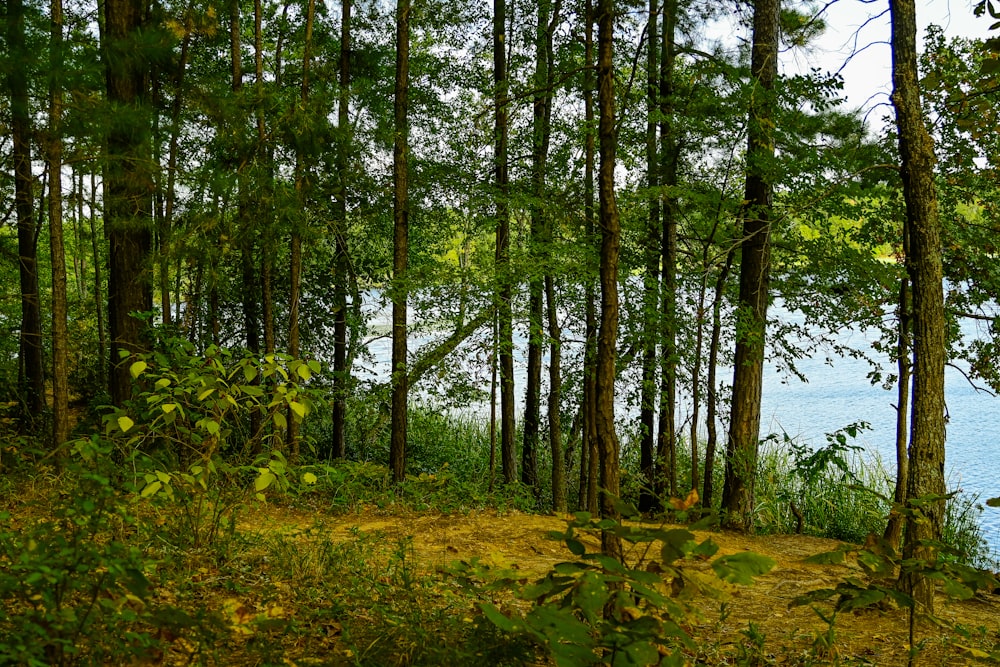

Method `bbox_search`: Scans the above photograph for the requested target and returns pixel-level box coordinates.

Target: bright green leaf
[129,360,148,379]
[302,472,318,484]
[255,470,276,492]
[162,403,178,414]
[296,363,311,381]
[141,480,162,498]
[203,419,220,435]
[273,412,287,429]
[154,378,171,389]
[289,401,307,419]
[198,387,215,401]
[117,415,135,433]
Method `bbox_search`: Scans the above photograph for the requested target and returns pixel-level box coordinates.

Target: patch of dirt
[244,503,1000,665]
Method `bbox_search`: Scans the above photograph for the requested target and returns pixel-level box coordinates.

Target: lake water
[358,295,1000,557]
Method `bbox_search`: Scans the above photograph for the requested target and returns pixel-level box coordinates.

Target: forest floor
[6,481,1000,666]
[224,500,1000,666]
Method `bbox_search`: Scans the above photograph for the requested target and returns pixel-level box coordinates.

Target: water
[759,310,1000,558]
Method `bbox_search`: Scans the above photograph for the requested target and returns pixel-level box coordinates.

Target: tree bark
[656,0,679,500]
[638,0,660,514]
[890,0,947,613]
[581,0,599,514]
[331,0,353,460]
[720,0,779,531]
[390,0,411,484]
[494,0,516,485]
[103,0,154,407]
[48,0,69,451]
[8,0,46,432]
[596,0,623,562]
[884,275,910,550]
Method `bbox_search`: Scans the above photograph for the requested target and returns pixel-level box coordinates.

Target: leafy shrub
[0,475,205,665]
[454,498,776,666]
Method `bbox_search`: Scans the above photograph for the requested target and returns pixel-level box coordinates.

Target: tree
[595,0,622,561]
[720,0,779,532]
[7,0,45,432]
[890,0,947,613]
[48,0,69,450]
[330,0,353,460]
[103,0,155,407]
[390,0,411,484]
[494,0,516,485]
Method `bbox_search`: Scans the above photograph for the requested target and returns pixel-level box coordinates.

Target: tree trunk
[494,0,516,485]
[89,170,107,389]
[596,0,623,562]
[656,0,679,500]
[288,0,317,459]
[703,247,733,509]
[884,276,911,550]
[638,0,659,514]
[8,0,45,432]
[890,0,947,614]
[581,0,599,515]
[331,0,353,460]
[103,0,154,407]
[720,0,778,531]
[390,0,411,484]
[48,0,69,451]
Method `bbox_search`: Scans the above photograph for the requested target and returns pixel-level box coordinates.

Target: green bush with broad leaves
[88,338,322,548]
[451,495,776,666]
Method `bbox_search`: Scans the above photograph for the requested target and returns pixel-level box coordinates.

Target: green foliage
[754,427,893,544]
[455,507,776,666]
[792,497,1000,662]
[0,475,207,666]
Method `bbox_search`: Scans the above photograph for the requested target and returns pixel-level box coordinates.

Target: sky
[787,0,994,126]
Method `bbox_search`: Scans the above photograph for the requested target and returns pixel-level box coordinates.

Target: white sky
[787,0,994,126]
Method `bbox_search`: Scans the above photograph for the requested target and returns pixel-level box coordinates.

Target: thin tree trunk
[703,247,733,509]
[8,0,45,431]
[891,0,947,614]
[639,0,660,514]
[331,0,352,460]
[288,0,317,459]
[884,275,911,550]
[390,0,411,484]
[581,0,599,515]
[721,0,778,531]
[89,171,107,388]
[49,0,69,451]
[596,0,623,563]
[494,0,516,485]
[656,0,679,500]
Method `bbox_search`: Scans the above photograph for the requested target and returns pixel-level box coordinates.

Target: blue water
[758,311,1000,558]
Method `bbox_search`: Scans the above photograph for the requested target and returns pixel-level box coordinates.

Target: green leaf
[566,538,587,556]
[273,411,287,429]
[289,401,307,419]
[162,403,178,414]
[154,377,171,389]
[302,472,318,484]
[255,470,276,492]
[198,387,215,401]
[129,360,148,379]
[203,419,220,436]
[296,363,311,381]
[479,602,522,633]
[804,549,848,565]
[141,480,162,498]
[243,364,258,383]
[711,552,776,585]
[307,359,321,374]
[155,471,171,483]
[986,496,1000,508]
[117,415,135,433]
